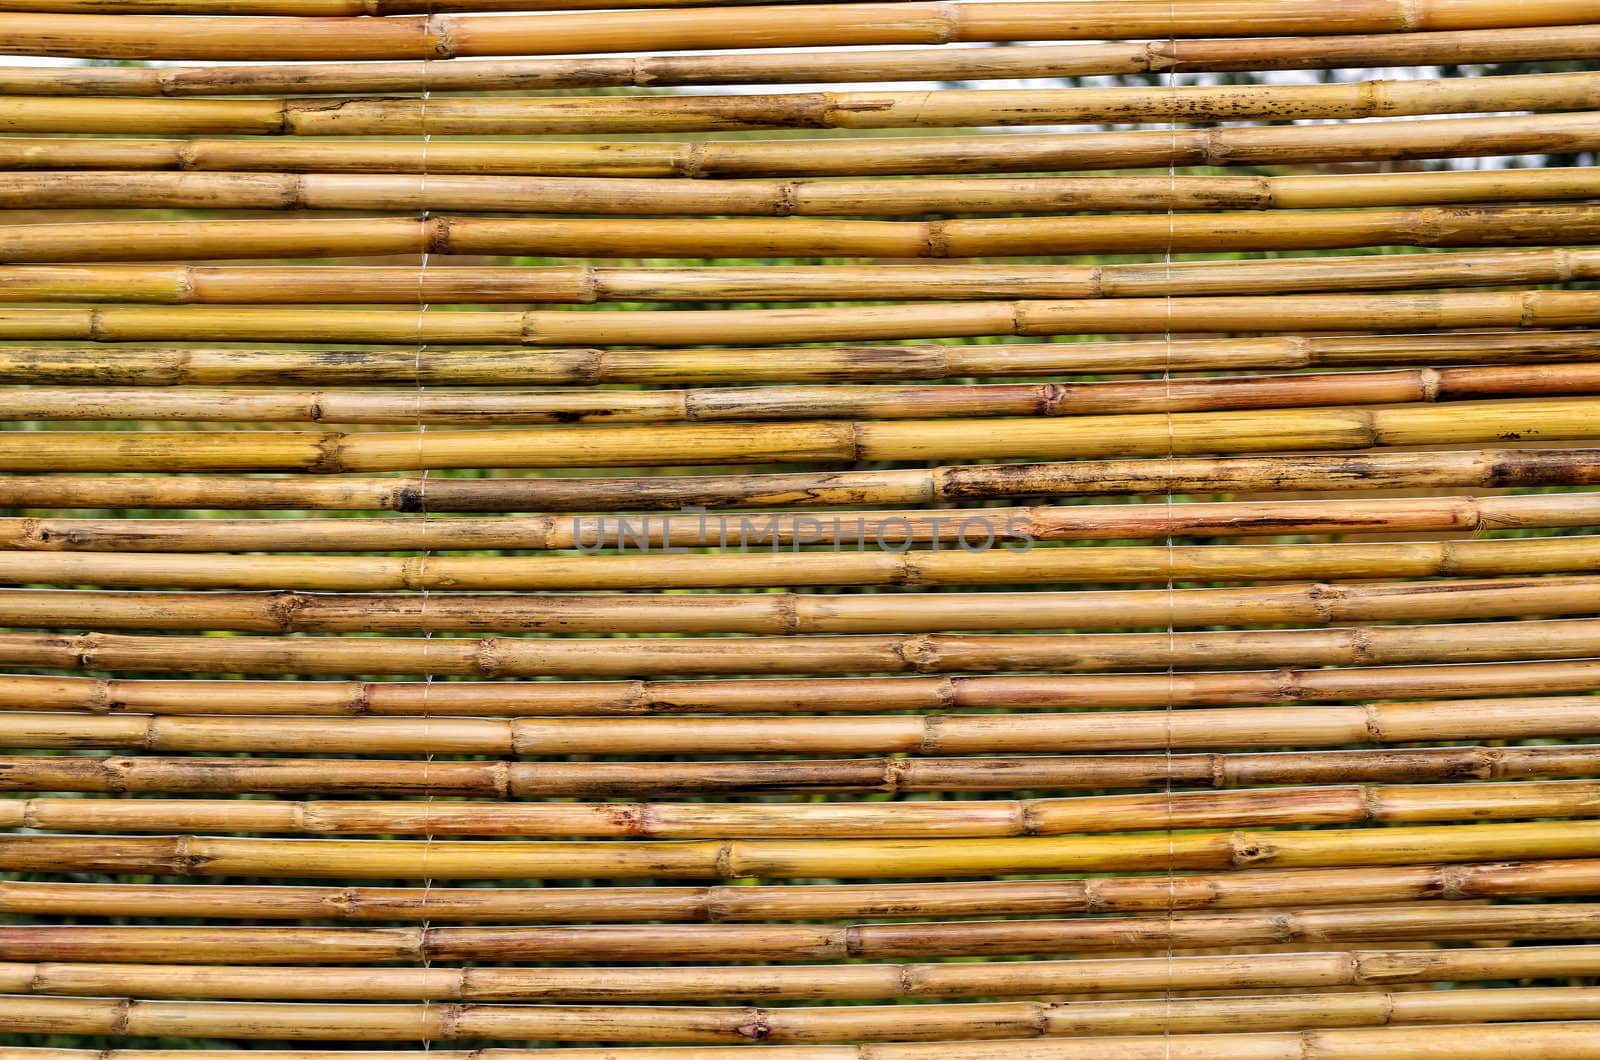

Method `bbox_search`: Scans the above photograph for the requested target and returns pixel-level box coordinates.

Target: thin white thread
[415,12,436,1052]
[1162,12,1180,1059]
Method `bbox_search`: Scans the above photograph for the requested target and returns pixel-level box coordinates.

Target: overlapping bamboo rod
[12,250,1600,308]
[5,25,1599,95]
[10,904,1600,965]
[11,72,1600,136]
[3,492,1597,553]
[8,745,1596,797]
[11,110,1600,177]
[6,941,1600,997]
[10,209,1600,268]
[4,576,1598,635]
[11,695,1600,755]
[10,658,1593,717]
[9,1,1598,62]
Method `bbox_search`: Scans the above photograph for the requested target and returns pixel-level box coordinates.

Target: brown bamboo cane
[0,329,1593,388]
[3,533,1600,591]
[3,575,1597,635]
[10,250,1600,305]
[5,399,1600,473]
[9,110,1600,178]
[8,208,1600,267]
[0,0,913,11]
[9,904,1600,967]
[6,364,1600,426]
[8,657,1592,718]
[5,941,1600,999]
[0,617,1593,677]
[5,858,1594,923]
[6,25,1600,95]
[3,492,1597,553]
[8,1,1598,61]
[9,73,1600,136]
[6,745,1596,798]
[9,1023,1600,1060]
[11,292,1600,348]
[10,697,1600,755]
[0,447,1593,512]
[5,780,1600,839]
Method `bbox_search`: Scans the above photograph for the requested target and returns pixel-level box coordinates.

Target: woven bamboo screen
[1,1,1600,1057]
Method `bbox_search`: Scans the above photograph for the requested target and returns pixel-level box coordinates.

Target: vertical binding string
[1162,7,1180,1057]
[414,9,436,1051]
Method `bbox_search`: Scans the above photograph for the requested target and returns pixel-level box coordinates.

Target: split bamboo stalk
[10,904,1600,966]
[6,25,1600,95]
[3,492,1597,553]
[11,696,1600,755]
[0,616,1592,677]
[9,110,1600,177]
[11,249,1600,306]
[8,364,1600,426]
[5,941,1600,998]
[10,72,1600,136]
[8,658,1593,717]
[7,745,1596,797]
[0,448,1593,512]
[5,575,1599,635]
[5,780,1600,839]
[3,331,1594,388]
[5,990,1600,1046]
[5,858,1594,923]
[8,1,1599,61]
[4,533,1600,591]
[9,208,1600,267]
[4,399,1600,473]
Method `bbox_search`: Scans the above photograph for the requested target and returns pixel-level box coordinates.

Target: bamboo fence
[3,8,1600,1056]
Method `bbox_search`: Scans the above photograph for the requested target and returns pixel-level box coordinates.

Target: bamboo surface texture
[4,10,1600,1056]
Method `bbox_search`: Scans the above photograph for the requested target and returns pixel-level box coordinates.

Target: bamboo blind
[1,2,1600,1058]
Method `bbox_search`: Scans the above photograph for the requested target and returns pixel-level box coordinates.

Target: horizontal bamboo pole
[12,696,1600,755]
[0,447,1594,511]
[7,745,1594,797]
[10,657,1594,717]
[5,534,1600,591]
[0,0,909,12]
[11,1023,1600,1060]
[6,331,1597,388]
[3,492,1596,553]
[10,73,1600,136]
[6,780,1600,839]
[0,617,1593,677]
[9,1,1598,61]
[10,208,1600,267]
[6,941,1600,998]
[4,575,1598,635]
[4,858,1593,922]
[5,398,1600,473]
[6,364,1600,427]
[9,110,1600,178]
[10,904,1600,967]
[6,25,1600,95]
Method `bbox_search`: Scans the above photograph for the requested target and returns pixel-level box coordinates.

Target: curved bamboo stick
[3,534,1599,591]
[10,250,1600,306]
[7,1,1597,61]
[0,448,1590,513]
[6,745,1594,797]
[2,493,1596,553]
[3,858,1595,923]
[9,73,1600,136]
[10,696,1600,756]
[8,208,1600,267]
[3,575,1597,634]
[9,110,1599,178]
[3,399,1600,473]
[5,364,1600,426]
[9,904,1600,966]
[8,658,1593,717]
[3,331,1593,388]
